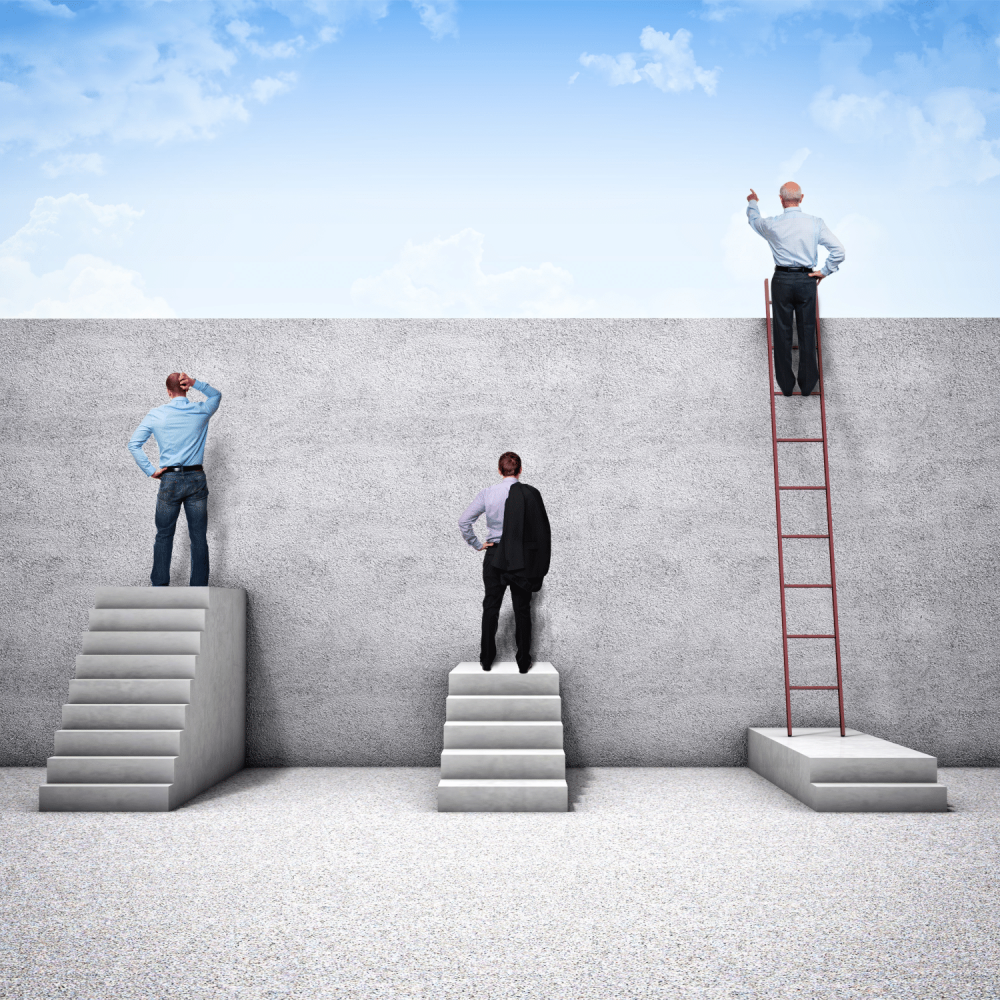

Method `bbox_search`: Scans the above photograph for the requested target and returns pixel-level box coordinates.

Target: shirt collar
[783,207,802,214]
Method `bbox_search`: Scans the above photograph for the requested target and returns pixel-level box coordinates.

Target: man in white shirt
[747,182,845,396]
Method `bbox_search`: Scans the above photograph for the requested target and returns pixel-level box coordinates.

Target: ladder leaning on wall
[764,279,847,737]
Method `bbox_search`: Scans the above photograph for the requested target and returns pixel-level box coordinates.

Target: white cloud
[777,147,810,181]
[250,73,297,104]
[351,229,594,317]
[811,85,1000,187]
[40,152,105,178]
[226,19,305,58]
[411,1,458,40]
[580,26,719,96]
[568,71,580,85]
[0,193,173,318]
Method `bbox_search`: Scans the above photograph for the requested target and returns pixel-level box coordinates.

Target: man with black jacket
[458,451,551,673]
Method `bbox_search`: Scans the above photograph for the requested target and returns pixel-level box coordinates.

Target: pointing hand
[747,189,758,203]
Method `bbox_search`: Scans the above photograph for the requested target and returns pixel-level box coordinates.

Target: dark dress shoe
[481,662,492,672]
[517,662,532,674]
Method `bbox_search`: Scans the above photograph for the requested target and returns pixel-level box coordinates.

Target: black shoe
[517,662,532,674]
[481,662,492,672]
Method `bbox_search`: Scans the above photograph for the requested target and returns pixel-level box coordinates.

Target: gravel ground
[1,767,998,999]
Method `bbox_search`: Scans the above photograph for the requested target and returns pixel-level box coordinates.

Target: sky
[1,0,999,318]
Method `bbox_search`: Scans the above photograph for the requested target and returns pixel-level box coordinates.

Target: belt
[162,465,203,473]
[774,266,814,273]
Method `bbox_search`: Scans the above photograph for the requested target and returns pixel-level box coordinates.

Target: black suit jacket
[492,482,551,593]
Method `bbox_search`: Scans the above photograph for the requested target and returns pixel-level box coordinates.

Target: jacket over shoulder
[492,482,551,592]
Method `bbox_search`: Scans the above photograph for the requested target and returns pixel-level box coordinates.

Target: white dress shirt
[747,202,845,277]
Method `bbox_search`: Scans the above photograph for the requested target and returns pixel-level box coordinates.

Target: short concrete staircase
[438,661,568,812]
[748,727,949,812]
[39,586,246,812]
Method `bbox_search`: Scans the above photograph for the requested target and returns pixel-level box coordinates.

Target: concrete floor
[2,767,999,999]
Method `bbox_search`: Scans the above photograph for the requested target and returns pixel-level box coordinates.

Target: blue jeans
[152,470,209,587]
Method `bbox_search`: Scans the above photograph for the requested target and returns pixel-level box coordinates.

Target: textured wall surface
[2,318,998,767]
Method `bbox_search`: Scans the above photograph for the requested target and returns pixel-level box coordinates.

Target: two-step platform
[438,662,568,812]
[748,727,948,812]
[39,586,246,812]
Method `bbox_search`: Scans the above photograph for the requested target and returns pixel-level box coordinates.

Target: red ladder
[764,279,846,737]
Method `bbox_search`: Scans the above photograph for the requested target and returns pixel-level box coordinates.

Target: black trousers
[771,271,819,396]
[480,546,533,669]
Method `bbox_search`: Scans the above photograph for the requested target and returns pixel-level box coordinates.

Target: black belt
[162,465,203,473]
[774,266,813,273]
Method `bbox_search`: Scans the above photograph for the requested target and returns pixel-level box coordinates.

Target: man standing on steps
[747,182,846,397]
[128,372,222,587]
[458,452,551,674]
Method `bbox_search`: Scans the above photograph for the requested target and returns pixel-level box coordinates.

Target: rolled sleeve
[458,491,487,550]
[193,380,222,415]
[818,222,845,276]
[127,420,157,477]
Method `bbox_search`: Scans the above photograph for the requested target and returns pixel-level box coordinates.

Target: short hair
[498,452,521,477]
[779,182,803,203]
[165,372,186,394]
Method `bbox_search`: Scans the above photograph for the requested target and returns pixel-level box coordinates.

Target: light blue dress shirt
[127,380,222,477]
[746,202,846,277]
[459,477,520,550]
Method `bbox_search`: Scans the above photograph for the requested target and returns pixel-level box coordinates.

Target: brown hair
[165,372,186,395]
[498,452,521,477]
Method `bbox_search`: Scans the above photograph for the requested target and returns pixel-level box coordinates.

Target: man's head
[779,181,803,207]
[166,372,187,398]
[498,451,522,478]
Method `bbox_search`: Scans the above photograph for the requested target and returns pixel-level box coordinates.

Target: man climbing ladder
[747,182,845,396]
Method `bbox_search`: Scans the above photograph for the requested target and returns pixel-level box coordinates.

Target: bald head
[779,181,803,207]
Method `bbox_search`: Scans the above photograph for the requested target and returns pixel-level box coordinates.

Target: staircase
[437,661,568,812]
[39,586,246,812]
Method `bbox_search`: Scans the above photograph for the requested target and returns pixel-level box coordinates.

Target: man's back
[128,380,221,476]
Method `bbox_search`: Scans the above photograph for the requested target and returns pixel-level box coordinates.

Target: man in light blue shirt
[128,372,222,586]
[747,181,845,396]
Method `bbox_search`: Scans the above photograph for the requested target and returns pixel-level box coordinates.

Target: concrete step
[809,782,949,812]
[68,679,192,704]
[46,756,178,784]
[440,748,566,779]
[75,654,197,679]
[449,661,559,696]
[81,631,201,655]
[95,586,210,609]
[89,608,206,632]
[62,703,188,730]
[445,695,562,721]
[39,783,172,812]
[443,720,563,749]
[437,779,568,812]
[55,729,182,756]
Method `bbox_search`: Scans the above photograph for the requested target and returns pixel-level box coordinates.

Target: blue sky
[1,0,999,317]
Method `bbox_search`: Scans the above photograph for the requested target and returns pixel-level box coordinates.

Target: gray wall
[1,318,998,767]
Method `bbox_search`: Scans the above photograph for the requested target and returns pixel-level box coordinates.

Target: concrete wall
[1,317,998,767]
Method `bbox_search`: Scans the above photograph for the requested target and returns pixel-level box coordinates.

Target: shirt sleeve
[746,200,770,238]
[458,491,487,550]
[127,417,157,477]
[817,221,845,276]
[192,380,222,415]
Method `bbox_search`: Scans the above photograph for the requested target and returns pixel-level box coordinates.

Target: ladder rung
[776,438,823,443]
[789,685,840,690]
[786,634,836,639]
[781,534,829,539]
[782,584,832,589]
[779,486,827,491]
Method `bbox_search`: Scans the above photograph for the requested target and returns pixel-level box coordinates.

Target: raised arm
[746,190,770,238]
[458,490,487,550]
[127,417,157,477]
[181,373,222,415]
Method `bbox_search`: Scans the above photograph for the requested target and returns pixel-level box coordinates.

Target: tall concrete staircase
[39,587,246,812]
[437,661,568,812]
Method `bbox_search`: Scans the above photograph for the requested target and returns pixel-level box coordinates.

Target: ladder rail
[764,279,846,737]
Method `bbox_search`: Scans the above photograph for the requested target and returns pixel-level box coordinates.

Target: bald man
[747,182,845,397]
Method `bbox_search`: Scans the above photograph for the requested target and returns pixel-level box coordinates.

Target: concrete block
[46,756,178,784]
[748,727,948,812]
[443,720,563,749]
[437,779,568,812]
[68,679,192,704]
[446,695,562,721]
[88,608,207,632]
[75,654,198,679]
[38,783,172,812]
[54,729,182,756]
[94,587,211,609]
[440,748,566,779]
[81,631,202,655]
[448,661,560,696]
[62,704,189,730]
